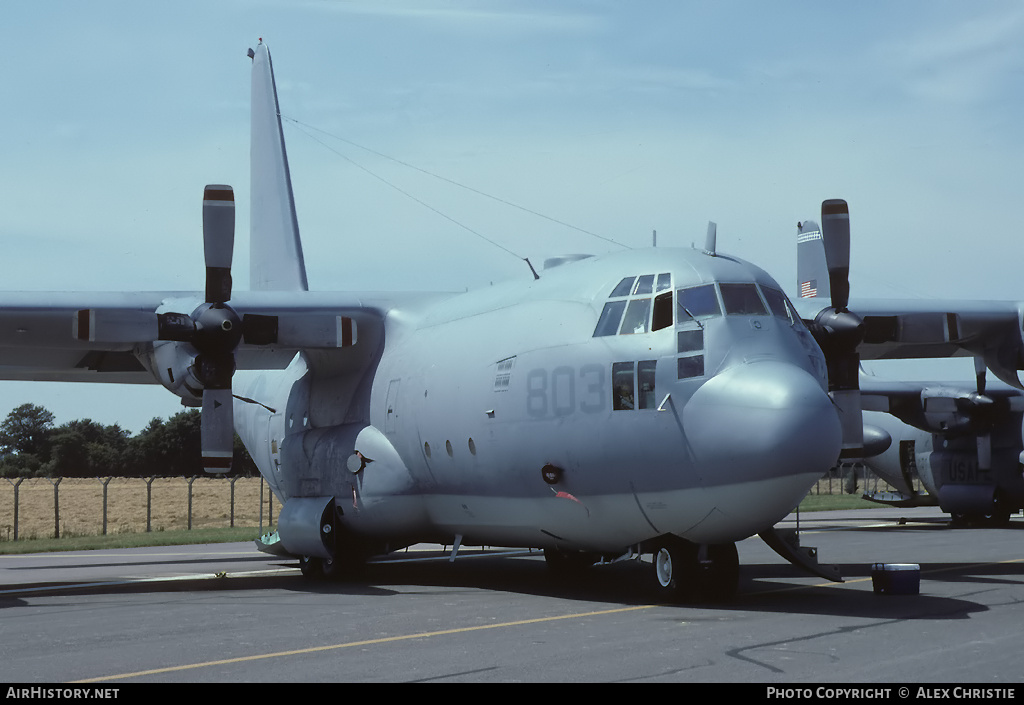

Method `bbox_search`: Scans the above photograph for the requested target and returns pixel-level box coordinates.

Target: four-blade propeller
[807,199,866,458]
[74,185,356,473]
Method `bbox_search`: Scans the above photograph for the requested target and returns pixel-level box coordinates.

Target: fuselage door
[385,379,400,434]
[266,412,284,485]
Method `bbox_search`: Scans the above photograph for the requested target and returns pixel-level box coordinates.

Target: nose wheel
[653,536,739,603]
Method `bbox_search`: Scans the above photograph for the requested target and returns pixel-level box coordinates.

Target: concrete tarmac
[2,506,1023,684]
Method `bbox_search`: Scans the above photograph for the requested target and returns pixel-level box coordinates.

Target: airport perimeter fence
[810,463,912,497]
[0,476,277,542]
[1,465,907,544]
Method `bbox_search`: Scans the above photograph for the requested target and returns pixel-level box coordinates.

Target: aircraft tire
[320,556,343,580]
[652,536,700,603]
[299,552,365,581]
[699,542,739,601]
[952,510,1011,528]
[298,555,322,578]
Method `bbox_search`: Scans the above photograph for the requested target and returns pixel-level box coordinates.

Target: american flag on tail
[800,279,818,298]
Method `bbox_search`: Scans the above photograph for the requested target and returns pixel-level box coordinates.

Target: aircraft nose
[683,360,841,488]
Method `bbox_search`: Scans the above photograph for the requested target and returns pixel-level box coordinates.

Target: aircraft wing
[793,294,1024,389]
[0,290,438,385]
[860,374,1024,413]
[0,291,172,383]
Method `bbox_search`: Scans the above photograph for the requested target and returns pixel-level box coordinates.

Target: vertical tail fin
[249,41,309,292]
[796,220,827,302]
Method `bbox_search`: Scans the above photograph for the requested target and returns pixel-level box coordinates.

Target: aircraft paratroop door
[385,379,400,434]
[266,413,285,486]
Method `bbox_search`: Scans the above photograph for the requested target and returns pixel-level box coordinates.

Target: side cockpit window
[651,291,673,331]
[594,300,628,337]
[675,284,718,380]
[761,286,799,326]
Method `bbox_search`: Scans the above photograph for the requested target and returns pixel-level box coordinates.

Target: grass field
[1,476,277,547]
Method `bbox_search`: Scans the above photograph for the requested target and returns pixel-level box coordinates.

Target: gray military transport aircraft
[795,212,1024,526]
[3,42,1022,601]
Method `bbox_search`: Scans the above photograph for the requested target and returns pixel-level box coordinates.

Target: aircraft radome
[795,210,1024,528]
[4,43,1023,601]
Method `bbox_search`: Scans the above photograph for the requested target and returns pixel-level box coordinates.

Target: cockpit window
[677,284,721,321]
[593,300,628,337]
[633,274,655,296]
[619,298,651,334]
[595,273,673,337]
[761,286,797,325]
[651,291,673,331]
[720,283,768,316]
[610,277,635,297]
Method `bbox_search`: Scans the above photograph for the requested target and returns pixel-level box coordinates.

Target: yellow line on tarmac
[72,604,656,683]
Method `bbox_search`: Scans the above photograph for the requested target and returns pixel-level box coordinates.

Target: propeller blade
[820,199,851,311]
[832,384,864,459]
[203,185,235,304]
[201,387,234,473]
[975,355,987,396]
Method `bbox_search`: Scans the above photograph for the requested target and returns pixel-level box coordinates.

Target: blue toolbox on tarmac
[871,563,920,595]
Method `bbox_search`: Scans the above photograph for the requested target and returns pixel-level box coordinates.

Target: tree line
[0,403,258,478]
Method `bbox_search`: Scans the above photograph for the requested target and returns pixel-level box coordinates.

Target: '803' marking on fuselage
[525,365,606,418]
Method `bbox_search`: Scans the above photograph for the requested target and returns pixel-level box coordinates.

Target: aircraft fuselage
[236,246,841,557]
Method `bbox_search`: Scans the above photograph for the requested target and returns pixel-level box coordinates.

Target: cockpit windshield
[676,284,721,322]
[720,283,768,316]
[596,276,799,337]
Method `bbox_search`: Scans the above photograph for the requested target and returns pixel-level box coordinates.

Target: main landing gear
[652,535,739,603]
[297,550,364,581]
[298,555,337,579]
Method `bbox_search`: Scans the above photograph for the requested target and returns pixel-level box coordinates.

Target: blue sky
[3,1,1024,432]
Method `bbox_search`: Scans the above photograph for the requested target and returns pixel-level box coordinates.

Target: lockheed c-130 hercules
[4,42,1023,601]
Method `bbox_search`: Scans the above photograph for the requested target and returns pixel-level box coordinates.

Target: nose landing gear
[652,535,739,603]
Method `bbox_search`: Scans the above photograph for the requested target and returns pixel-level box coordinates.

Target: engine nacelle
[150,340,203,406]
[277,496,337,559]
